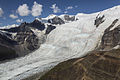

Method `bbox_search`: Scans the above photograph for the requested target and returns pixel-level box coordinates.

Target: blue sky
[0,0,120,26]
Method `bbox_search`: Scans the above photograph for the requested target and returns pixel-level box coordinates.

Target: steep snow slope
[1,5,120,80]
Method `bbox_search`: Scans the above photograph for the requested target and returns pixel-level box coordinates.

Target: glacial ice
[0,5,120,80]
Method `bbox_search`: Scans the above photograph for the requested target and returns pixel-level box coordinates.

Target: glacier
[1,5,120,80]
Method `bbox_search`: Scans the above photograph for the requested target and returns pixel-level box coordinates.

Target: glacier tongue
[1,5,120,80]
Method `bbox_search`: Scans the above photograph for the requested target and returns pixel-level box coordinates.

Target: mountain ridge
[1,5,120,80]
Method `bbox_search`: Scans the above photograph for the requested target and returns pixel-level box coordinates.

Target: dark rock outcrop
[99,19,120,50]
[29,19,45,31]
[39,49,120,80]
[0,20,48,61]
[64,15,76,21]
[0,31,18,61]
[0,44,17,61]
[0,20,45,32]
[0,26,40,60]
[14,27,40,56]
[48,16,65,25]
[45,25,56,34]
[94,14,105,27]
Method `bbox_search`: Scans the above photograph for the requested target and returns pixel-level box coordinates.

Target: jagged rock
[0,20,45,32]
[45,25,56,34]
[14,28,40,56]
[48,16,65,25]
[99,19,120,50]
[94,14,105,27]
[0,31,17,45]
[0,31,18,61]
[39,49,120,80]
[64,15,76,21]
[29,19,45,30]
[0,20,47,61]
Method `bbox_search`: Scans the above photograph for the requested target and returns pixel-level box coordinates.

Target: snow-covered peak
[0,24,18,29]
[35,18,42,22]
[105,5,120,11]
[42,14,57,20]
[75,13,87,17]
[47,14,56,19]
[58,14,75,22]
[75,5,120,19]
[1,5,120,80]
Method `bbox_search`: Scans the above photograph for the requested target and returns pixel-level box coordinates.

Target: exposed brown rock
[39,49,120,80]
[99,19,120,50]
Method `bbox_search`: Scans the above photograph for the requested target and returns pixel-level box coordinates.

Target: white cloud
[17,4,30,16]
[0,8,4,17]
[16,19,23,23]
[50,4,61,13]
[9,14,18,19]
[31,1,43,17]
[66,6,73,10]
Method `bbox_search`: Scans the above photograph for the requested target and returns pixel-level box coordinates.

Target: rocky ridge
[0,15,76,61]
[1,6,120,80]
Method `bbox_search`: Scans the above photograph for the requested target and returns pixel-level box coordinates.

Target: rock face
[0,32,17,61]
[94,14,105,27]
[43,15,77,25]
[0,18,58,61]
[0,44,17,61]
[45,25,56,34]
[64,15,76,21]
[0,22,42,56]
[40,49,120,80]
[0,19,56,61]
[99,19,120,50]
[29,19,45,31]
[14,27,40,56]
[48,16,65,25]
